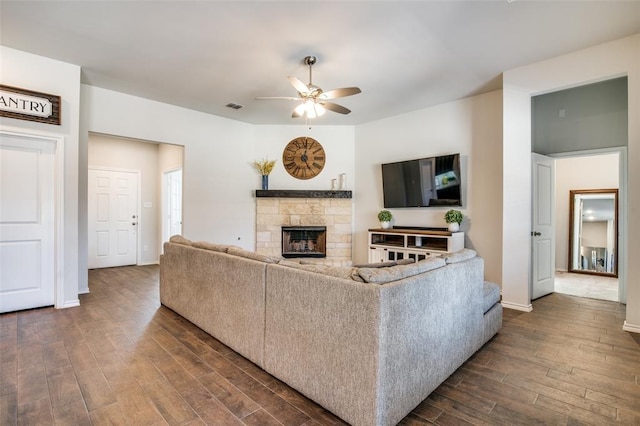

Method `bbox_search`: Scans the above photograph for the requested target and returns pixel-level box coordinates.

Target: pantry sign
[0,85,61,125]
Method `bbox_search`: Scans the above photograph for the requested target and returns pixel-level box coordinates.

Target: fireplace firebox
[281,226,327,258]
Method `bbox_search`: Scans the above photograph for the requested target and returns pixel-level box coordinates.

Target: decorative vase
[448,222,460,232]
[381,221,391,229]
[261,175,269,190]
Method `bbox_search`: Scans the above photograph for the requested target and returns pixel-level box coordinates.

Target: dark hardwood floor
[1,265,639,425]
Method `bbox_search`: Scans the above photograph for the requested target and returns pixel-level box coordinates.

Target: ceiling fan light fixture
[312,101,326,117]
[295,99,326,119]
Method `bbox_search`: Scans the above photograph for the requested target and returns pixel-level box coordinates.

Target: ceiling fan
[256,55,361,119]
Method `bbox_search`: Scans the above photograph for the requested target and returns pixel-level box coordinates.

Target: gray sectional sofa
[160,236,502,426]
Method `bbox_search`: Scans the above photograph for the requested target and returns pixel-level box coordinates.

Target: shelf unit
[368,228,464,263]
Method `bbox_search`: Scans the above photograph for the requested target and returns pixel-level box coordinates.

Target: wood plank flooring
[1,265,639,425]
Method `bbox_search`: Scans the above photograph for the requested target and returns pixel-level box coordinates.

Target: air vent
[225,102,243,110]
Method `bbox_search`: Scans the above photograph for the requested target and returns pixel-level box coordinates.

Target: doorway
[87,133,184,269]
[87,167,140,269]
[0,130,64,312]
[552,150,623,302]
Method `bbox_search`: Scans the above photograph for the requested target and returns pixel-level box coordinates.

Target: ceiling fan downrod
[304,55,316,86]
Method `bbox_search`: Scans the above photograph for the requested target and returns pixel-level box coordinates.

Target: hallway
[555,271,618,302]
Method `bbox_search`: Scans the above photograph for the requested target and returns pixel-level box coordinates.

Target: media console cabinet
[368,228,464,263]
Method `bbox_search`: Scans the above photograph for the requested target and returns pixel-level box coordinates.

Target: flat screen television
[381,153,462,208]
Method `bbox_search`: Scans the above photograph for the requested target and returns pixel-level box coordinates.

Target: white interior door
[532,153,555,299]
[88,168,138,269]
[0,133,55,313]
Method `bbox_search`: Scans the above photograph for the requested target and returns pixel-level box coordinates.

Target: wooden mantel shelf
[255,190,352,199]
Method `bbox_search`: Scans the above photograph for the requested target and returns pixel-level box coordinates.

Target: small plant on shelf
[444,209,463,232]
[378,210,393,222]
[378,210,393,229]
[444,209,463,224]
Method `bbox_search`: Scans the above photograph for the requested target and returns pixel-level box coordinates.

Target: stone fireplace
[255,190,352,266]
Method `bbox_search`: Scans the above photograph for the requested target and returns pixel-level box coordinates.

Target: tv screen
[381,153,461,208]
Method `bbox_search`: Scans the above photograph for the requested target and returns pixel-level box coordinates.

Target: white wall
[88,133,160,264]
[251,125,355,193]
[82,86,356,253]
[554,153,619,271]
[354,90,503,285]
[158,143,184,172]
[502,34,640,332]
[0,46,81,307]
[83,86,255,248]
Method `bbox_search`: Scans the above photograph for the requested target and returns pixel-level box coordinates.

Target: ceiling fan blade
[320,102,351,115]
[291,108,303,118]
[288,76,309,94]
[320,87,361,100]
[255,96,300,101]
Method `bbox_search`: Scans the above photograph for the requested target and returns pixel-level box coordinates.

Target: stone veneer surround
[256,197,353,266]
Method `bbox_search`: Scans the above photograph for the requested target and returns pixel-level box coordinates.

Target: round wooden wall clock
[282,136,326,180]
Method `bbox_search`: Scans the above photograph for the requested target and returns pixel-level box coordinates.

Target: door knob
[531,231,541,236]
[132,222,137,226]
[132,215,137,219]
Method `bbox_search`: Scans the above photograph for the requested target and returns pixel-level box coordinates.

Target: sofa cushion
[353,260,397,268]
[169,235,192,245]
[227,246,278,264]
[192,241,234,253]
[353,258,416,268]
[358,257,446,284]
[443,248,477,264]
[483,281,501,314]
[278,259,364,282]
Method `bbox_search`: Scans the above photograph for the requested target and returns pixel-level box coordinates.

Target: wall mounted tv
[381,153,462,208]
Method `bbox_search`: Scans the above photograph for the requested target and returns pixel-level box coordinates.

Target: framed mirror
[568,189,618,277]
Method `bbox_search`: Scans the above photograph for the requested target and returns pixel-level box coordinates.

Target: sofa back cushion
[192,241,235,253]
[442,248,477,264]
[227,246,278,264]
[358,257,446,284]
[278,259,363,282]
[169,235,192,245]
[353,258,415,268]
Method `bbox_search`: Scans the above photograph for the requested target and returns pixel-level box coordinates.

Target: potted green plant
[377,210,393,229]
[444,209,463,232]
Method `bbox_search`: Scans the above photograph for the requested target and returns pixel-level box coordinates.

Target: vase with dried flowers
[253,158,276,190]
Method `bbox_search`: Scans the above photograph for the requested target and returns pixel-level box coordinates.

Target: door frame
[0,127,66,309]
[161,166,183,250]
[549,147,627,303]
[87,165,142,267]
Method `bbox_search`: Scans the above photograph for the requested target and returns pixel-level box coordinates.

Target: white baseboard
[137,261,159,266]
[501,301,533,312]
[78,287,90,295]
[61,299,80,309]
[622,321,640,334]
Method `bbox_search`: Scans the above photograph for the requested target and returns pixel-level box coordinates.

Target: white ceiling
[1,1,639,126]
